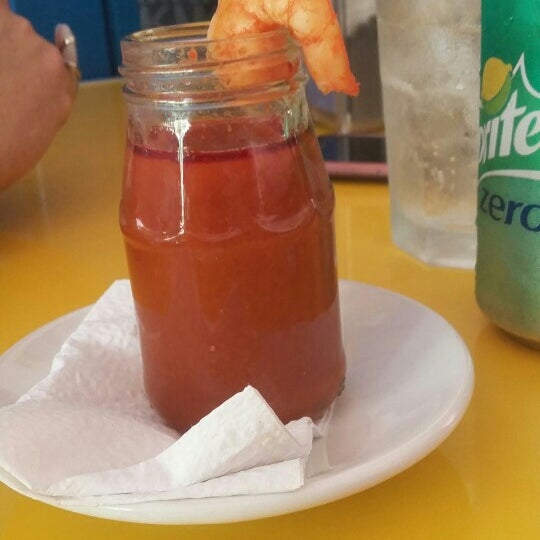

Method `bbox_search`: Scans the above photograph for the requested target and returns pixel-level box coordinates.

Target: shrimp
[207,0,359,96]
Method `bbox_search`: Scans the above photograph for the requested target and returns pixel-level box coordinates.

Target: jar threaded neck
[120,22,306,105]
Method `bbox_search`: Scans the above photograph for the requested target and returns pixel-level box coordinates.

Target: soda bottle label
[480,54,540,176]
[476,2,540,345]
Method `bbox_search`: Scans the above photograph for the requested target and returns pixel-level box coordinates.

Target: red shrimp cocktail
[119,15,357,432]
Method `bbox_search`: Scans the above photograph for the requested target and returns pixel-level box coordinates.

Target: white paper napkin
[0,281,331,505]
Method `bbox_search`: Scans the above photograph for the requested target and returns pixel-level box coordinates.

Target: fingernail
[55,23,78,68]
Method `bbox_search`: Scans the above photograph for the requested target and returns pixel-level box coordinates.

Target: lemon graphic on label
[481,57,512,115]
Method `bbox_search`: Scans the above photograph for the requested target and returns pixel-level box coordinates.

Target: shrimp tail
[299,17,359,96]
[208,0,359,96]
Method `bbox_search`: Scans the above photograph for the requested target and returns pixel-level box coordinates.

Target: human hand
[0,1,78,190]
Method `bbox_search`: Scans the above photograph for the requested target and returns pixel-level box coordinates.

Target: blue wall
[10,0,140,79]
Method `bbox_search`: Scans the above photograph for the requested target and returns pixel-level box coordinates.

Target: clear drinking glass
[377,0,480,268]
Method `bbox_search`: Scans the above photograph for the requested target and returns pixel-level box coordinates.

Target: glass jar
[119,23,346,432]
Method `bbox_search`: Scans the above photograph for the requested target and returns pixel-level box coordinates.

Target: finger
[0,0,12,15]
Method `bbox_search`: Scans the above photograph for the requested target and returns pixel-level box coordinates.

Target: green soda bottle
[476,1,540,348]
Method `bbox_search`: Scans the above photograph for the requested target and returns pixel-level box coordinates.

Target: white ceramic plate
[0,281,474,524]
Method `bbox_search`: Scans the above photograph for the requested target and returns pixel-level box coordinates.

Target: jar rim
[123,21,291,46]
[120,22,297,69]
[119,22,305,104]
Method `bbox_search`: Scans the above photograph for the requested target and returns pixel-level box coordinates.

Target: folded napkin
[0,281,331,505]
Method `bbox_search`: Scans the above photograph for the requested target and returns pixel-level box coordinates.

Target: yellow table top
[1,80,539,539]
